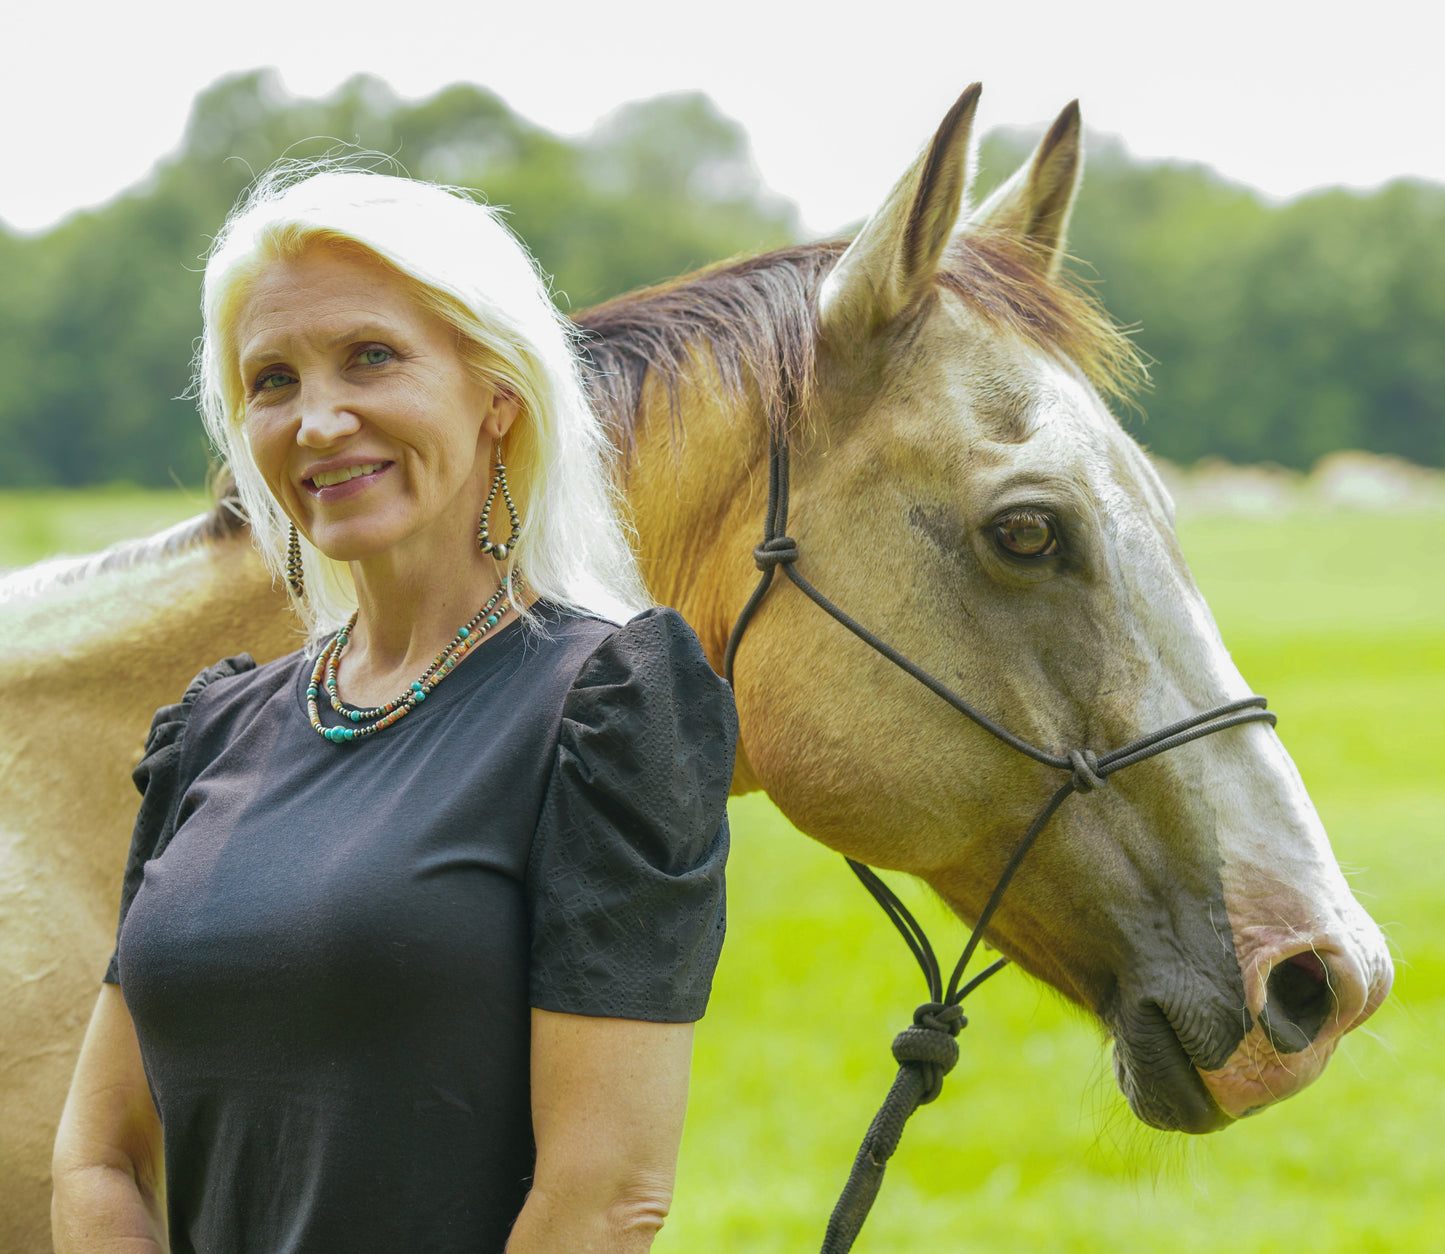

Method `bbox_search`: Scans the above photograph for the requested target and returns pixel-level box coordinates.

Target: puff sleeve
[103,655,257,984]
[526,608,737,1023]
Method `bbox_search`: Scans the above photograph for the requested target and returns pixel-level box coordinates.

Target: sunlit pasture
[4,491,1440,1252]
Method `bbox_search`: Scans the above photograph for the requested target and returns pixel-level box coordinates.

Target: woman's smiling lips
[302,459,394,502]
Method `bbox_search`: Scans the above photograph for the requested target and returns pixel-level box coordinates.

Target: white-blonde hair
[197,163,648,641]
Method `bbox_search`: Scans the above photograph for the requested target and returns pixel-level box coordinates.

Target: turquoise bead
[413,689,426,702]
[459,626,470,638]
[486,614,499,627]
[349,710,362,722]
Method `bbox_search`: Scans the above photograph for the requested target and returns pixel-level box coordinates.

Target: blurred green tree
[977,128,1445,469]
[0,71,798,487]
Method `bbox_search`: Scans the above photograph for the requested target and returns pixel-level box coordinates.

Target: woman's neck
[339,546,515,707]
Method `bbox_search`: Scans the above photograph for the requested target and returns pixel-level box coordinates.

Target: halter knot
[891,1001,965,1105]
[753,535,799,570]
[1068,748,1107,793]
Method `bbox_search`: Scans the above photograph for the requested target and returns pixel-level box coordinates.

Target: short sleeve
[103,655,257,984]
[527,608,738,1022]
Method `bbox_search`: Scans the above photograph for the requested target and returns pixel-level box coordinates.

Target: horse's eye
[995,511,1060,558]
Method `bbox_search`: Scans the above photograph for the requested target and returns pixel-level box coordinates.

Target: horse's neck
[619,369,770,670]
[0,537,295,907]
[616,367,773,795]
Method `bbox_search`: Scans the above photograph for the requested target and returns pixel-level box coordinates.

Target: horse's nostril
[1258,951,1335,1054]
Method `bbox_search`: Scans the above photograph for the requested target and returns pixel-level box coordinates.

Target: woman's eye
[357,346,393,366]
[994,511,1060,558]
[255,370,296,392]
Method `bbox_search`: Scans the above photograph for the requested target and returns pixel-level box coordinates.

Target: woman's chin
[304,522,409,567]
[306,513,481,573]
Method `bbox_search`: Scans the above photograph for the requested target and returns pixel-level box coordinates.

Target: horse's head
[729,87,1393,1133]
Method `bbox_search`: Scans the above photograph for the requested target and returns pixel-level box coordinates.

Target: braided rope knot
[1068,748,1107,793]
[753,536,799,570]
[891,1002,965,1105]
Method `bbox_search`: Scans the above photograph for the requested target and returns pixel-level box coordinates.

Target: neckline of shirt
[289,603,580,739]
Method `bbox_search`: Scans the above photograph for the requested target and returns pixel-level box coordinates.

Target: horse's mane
[575,234,1146,453]
[577,242,842,452]
[0,473,248,604]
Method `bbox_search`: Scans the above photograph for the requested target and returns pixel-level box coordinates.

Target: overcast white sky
[6,0,1442,237]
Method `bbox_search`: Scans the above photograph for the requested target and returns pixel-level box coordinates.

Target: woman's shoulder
[179,649,304,720]
[140,650,303,762]
[557,605,738,746]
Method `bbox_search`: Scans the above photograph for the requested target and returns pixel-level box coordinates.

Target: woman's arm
[506,1009,694,1254]
[52,983,168,1254]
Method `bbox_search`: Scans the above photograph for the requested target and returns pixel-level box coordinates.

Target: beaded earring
[477,451,522,561]
[286,523,305,597]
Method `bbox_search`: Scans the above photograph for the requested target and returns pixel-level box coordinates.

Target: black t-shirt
[106,605,736,1254]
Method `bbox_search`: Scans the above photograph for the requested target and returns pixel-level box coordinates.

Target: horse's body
[0,89,1391,1249]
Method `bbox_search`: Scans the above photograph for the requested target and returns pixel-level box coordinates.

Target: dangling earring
[477,451,522,562]
[286,523,305,597]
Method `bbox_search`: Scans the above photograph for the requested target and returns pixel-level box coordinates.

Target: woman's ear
[482,386,521,442]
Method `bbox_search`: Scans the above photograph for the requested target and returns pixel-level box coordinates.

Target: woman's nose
[296,386,362,447]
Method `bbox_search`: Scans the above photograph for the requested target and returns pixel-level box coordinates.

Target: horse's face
[732,89,1392,1133]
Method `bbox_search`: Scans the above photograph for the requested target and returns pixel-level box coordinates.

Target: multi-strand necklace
[306,575,523,743]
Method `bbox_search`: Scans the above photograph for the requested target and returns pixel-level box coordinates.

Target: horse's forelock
[938,235,1148,406]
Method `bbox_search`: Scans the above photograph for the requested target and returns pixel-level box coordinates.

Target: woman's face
[236,244,517,569]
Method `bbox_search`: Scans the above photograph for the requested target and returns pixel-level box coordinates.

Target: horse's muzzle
[1110,934,1391,1132]
[1198,937,1391,1120]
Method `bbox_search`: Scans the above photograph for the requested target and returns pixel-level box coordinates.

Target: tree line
[1,71,1440,488]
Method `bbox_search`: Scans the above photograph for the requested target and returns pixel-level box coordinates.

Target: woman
[51,167,737,1253]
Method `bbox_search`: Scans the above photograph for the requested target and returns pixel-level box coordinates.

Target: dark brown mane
[576,242,844,454]
[574,236,1145,456]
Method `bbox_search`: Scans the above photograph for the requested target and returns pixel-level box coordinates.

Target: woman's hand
[506,1009,695,1253]
[51,984,168,1253]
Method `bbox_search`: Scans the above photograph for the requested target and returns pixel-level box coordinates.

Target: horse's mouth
[1108,998,1235,1134]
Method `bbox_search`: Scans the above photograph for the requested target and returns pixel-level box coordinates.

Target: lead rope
[723,428,1277,1254]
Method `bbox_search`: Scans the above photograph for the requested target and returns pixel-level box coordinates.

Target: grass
[5,494,1440,1251]
[0,486,208,571]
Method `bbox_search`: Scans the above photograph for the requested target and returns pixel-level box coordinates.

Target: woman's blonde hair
[197,163,647,641]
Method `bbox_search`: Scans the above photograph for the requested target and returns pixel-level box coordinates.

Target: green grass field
[0,486,215,570]
[5,493,1441,1251]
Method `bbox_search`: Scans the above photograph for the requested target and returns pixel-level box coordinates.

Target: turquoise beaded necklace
[306,575,523,744]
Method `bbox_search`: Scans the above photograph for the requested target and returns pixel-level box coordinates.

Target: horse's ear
[968,100,1082,277]
[818,84,981,340]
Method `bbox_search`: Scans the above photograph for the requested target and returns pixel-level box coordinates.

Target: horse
[0,86,1392,1250]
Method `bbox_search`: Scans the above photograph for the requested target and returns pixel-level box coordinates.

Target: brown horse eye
[995,512,1060,557]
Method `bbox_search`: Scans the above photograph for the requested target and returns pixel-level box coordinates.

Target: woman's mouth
[304,461,391,498]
